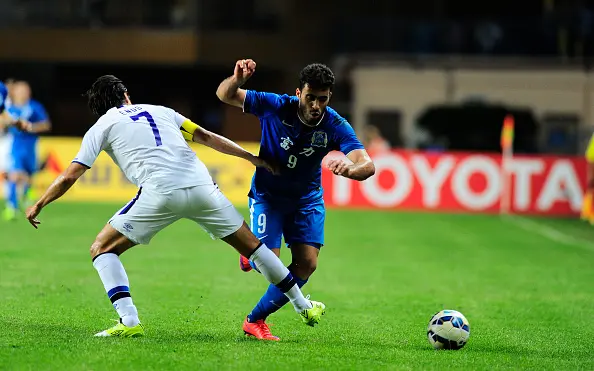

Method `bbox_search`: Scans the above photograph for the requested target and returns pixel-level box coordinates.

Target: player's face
[11,82,31,106]
[296,84,331,124]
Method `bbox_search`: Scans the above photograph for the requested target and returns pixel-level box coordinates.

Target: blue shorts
[9,150,37,175]
[248,197,325,249]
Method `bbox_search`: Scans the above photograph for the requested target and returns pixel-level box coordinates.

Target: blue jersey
[7,99,48,153]
[0,82,7,113]
[244,90,364,202]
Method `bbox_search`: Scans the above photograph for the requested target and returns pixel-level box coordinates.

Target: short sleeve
[30,101,48,123]
[334,119,365,155]
[243,90,282,117]
[73,124,107,168]
[173,110,189,128]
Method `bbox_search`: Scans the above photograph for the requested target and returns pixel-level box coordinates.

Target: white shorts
[0,135,10,173]
[109,184,244,245]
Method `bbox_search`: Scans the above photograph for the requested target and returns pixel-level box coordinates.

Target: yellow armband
[180,119,200,141]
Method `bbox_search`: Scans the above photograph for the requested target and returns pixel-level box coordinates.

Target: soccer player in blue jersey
[217,59,376,340]
[3,81,51,220]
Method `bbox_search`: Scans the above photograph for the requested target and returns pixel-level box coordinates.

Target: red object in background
[322,151,587,216]
[501,114,515,150]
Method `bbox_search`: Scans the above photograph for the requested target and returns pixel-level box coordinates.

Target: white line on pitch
[502,215,594,253]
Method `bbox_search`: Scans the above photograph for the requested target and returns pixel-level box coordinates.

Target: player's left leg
[240,197,283,272]
[21,151,37,208]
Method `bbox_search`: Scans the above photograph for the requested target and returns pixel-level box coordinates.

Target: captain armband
[180,120,200,141]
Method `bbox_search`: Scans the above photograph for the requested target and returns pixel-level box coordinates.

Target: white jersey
[0,128,10,172]
[74,104,213,192]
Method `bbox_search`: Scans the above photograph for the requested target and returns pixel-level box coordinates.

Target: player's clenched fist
[327,159,351,178]
[234,59,256,85]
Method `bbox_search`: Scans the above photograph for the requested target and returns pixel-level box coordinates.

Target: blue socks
[7,181,18,210]
[247,274,309,322]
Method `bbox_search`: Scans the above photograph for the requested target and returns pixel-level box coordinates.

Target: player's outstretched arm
[327,149,375,181]
[216,59,256,108]
[181,119,278,175]
[24,120,52,134]
[25,162,88,228]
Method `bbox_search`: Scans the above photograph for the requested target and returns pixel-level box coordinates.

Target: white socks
[92,245,312,328]
[92,253,140,327]
[249,244,312,312]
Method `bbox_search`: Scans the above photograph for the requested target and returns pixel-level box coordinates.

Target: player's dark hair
[84,75,128,116]
[299,63,335,91]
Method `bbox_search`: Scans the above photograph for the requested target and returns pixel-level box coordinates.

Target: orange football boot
[239,255,253,272]
[243,317,280,341]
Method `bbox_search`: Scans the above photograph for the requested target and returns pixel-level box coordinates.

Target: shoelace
[255,320,274,337]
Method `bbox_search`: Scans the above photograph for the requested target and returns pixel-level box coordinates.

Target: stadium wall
[5,138,585,217]
[351,66,594,149]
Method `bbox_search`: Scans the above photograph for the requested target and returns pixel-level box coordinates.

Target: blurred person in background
[362,124,390,154]
[3,80,51,221]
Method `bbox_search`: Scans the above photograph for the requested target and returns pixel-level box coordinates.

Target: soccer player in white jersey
[24,75,326,338]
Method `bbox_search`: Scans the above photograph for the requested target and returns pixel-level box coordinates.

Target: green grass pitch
[1,203,594,370]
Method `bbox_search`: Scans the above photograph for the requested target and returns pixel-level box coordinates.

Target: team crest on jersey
[311,131,328,148]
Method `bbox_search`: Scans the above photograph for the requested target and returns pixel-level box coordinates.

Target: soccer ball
[427,309,470,350]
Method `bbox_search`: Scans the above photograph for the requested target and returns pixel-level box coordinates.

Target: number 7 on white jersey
[131,111,162,146]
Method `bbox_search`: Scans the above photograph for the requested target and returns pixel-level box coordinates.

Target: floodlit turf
[1,203,594,370]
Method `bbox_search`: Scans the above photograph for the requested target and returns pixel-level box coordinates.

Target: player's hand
[327,159,352,178]
[25,204,42,229]
[234,59,256,85]
[12,120,29,132]
[250,155,280,175]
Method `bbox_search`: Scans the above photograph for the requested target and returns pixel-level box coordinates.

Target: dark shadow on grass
[234,334,303,345]
[440,343,533,356]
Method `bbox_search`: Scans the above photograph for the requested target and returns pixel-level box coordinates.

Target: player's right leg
[21,147,38,208]
[90,223,144,338]
[91,187,178,338]
[183,185,326,339]
[3,171,24,220]
[221,224,326,329]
